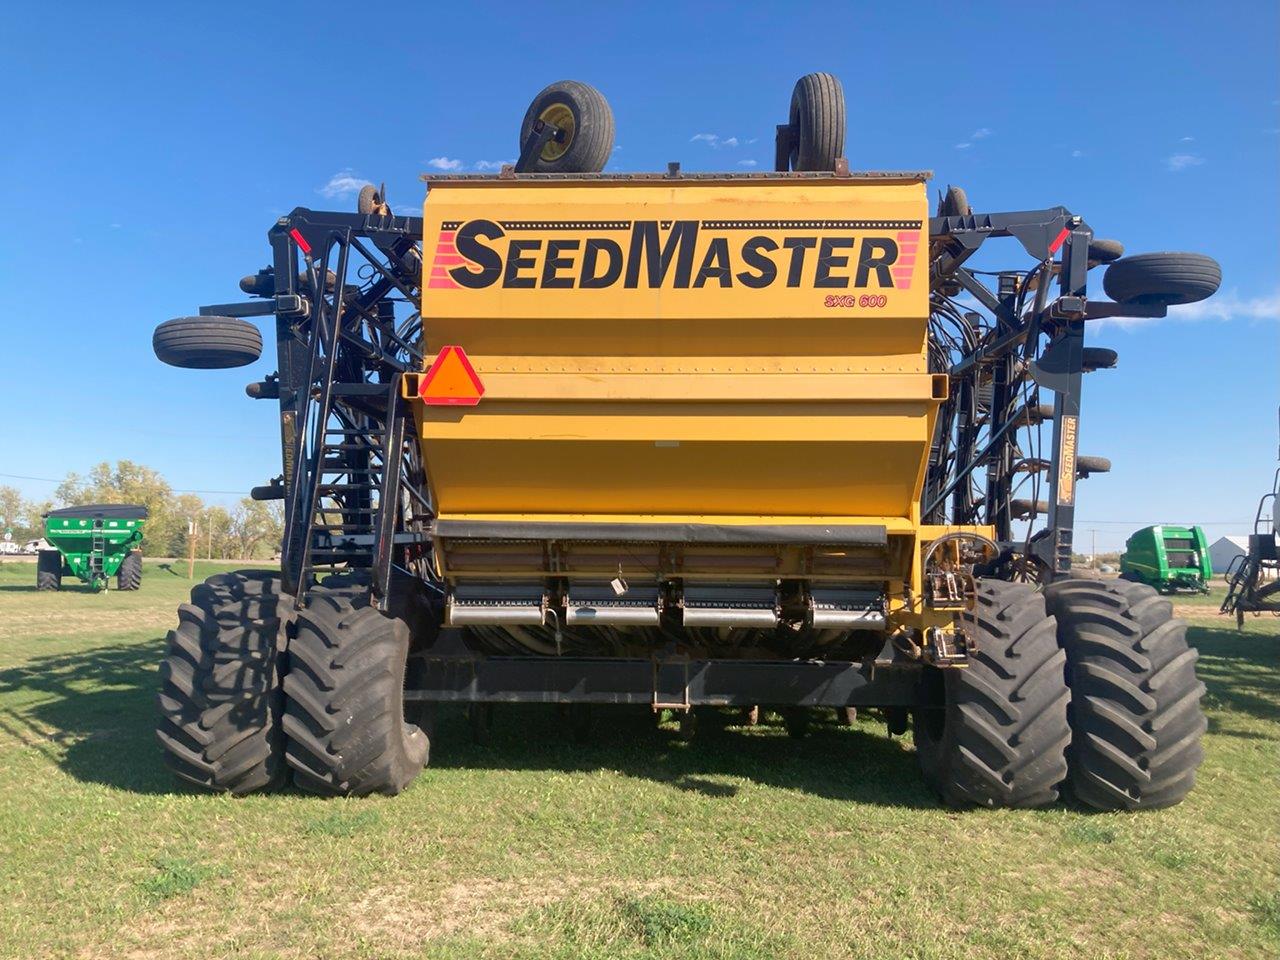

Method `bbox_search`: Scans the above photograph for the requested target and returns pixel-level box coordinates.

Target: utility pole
[187,518,197,579]
[1091,529,1097,568]
[207,510,214,561]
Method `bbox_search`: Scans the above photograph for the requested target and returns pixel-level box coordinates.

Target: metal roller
[681,584,779,629]
[566,583,662,626]
[446,583,547,626]
[810,588,886,630]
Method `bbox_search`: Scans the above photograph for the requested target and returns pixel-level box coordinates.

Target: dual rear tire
[913,580,1071,808]
[156,574,429,797]
[283,588,429,796]
[915,578,1206,810]
[159,574,1204,809]
[1044,579,1206,810]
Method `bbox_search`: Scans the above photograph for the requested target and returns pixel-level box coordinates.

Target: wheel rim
[537,102,575,161]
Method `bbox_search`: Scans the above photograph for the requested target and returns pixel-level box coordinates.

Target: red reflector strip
[1048,227,1070,256]
[289,228,312,255]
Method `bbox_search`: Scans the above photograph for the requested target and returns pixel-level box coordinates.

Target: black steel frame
[407,631,923,707]
[186,171,1170,705]
[203,208,433,607]
[924,207,1166,578]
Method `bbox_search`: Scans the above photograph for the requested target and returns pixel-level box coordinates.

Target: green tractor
[37,504,148,592]
[1120,524,1211,594]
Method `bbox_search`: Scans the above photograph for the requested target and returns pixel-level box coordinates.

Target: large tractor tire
[283,587,429,796]
[153,316,263,369]
[913,580,1070,808]
[517,80,614,174]
[1044,579,1207,810]
[156,570,289,794]
[36,550,62,591]
[116,549,142,591]
[788,72,846,171]
[1102,252,1221,306]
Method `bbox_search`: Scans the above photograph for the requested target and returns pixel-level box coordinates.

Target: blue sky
[1,1,1276,551]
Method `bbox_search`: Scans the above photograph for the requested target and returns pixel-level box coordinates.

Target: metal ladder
[1221,467,1280,621]
[278,241,409,601]
[90,522,106,586]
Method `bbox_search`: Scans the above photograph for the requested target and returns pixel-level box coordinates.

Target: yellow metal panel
[415,176,934,526]
[422,179,928,325]
[408,371,947,402]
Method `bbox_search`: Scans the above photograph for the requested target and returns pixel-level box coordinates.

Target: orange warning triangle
[420,345,484,406]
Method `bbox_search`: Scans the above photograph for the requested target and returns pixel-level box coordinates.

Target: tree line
[0,461,283,560]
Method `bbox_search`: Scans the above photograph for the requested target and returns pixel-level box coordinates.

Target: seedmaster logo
[427,218,921,291]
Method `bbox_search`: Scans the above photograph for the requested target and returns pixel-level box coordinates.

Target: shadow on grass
[0,583,100,594]
[7,621,1270,806]
[1187,622,1280,731]
[0,641,178,794]
[427,703,937,809]
[0,640,935,806]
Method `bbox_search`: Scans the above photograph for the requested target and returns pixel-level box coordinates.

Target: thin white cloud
[737,159,758,167]
[319,169,368,199]
[690,133,741,149]
[1180,135,1195,142]
[1071,149,1085,158]
[427,156,464,171]
[473,159,513,171]
[1166,153,1205,172]
[1096,289,1279,330]
[955,142,972,150]
[971,127,992,139]
[1172,289,1279,322]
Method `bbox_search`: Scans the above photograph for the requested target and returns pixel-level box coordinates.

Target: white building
[1210,535,1278,579]
[1210,536,1249,575]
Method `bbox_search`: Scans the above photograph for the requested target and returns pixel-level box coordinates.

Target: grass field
[0,559,1276,959]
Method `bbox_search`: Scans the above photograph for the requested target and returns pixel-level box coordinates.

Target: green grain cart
[37,504,148,592]
[1120,524,1212,594]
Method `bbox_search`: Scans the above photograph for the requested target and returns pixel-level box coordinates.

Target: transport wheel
[1016,402,1056,426]
[884,706,909,737]
[1010,499,1048,520]
[1044,579,1207,810]
[938,184,971,217]
[1087,238,1124,266]
[116,549,142,590]
[153,316,263,369]
[283,587,429,796]
[36,550,62,591]
[1076,455,1111,477]
[912,580,1070,809]
[517,80,614,174]
[468,703,495,746]
[156,570,289,794]
[789,72,846,171]
[783,707,811,739]
[677,710,698,741]
[1102,252,1221,306]
[568,703,592,745]
[1081,347,1118,372]
[357,183,388,216]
